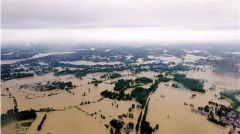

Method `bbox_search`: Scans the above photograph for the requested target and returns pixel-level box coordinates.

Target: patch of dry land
[2,67,240,134]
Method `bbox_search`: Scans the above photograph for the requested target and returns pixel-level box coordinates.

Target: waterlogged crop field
[1,45,240,134]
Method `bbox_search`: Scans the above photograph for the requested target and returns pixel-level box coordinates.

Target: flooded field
[1,52,75,64]
[62,60,123,65]
[1,63,240,134]
[147,82,230,134]
[154,55,182,64]
[27,100,140,134]
[1,59,23,65]
[184,54,206,63]
[187,69,240,88]
[144,55,183,64]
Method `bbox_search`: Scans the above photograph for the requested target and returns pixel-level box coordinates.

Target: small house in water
[118,115,125,120]
[191,108,209,116]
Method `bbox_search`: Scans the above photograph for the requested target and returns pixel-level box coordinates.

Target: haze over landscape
[1,0,240,134]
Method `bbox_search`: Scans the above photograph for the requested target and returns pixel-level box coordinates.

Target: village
[191,106,240,134]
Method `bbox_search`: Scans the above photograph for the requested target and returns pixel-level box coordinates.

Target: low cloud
[2,1,239,30]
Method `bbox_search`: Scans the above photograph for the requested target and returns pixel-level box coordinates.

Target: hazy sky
[1,0,239,43]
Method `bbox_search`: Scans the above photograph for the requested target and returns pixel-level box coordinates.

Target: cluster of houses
[39,85,50,91]
[220,110,240,127]
[39,84,60,91]
[117,114,134,133]
[118,114,128,120]
[191,108,209,116]
[191,108,239,134]
[124,122,134,133]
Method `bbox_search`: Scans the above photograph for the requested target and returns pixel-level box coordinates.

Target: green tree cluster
[101,90,132,101]
[114,79,132,91]
[160,77,171,82]
[135,77,153,84]
[1,109,37,127]
[131,87,151,107]
[173,74,205,93]
[172,64,189,71]
[109,119,123,130]
[109,73,122,79]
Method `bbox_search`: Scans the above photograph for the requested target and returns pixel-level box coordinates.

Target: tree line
[140,99,153,134]
[37,114,47,131]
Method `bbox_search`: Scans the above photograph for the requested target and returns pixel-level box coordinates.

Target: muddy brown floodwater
[184,54,206,63]
[1,66,240,134]
[62,60,123,65]
[148,81,231,134]
[1,52,76,64]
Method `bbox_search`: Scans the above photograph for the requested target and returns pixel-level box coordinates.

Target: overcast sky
[1,0,239,43]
